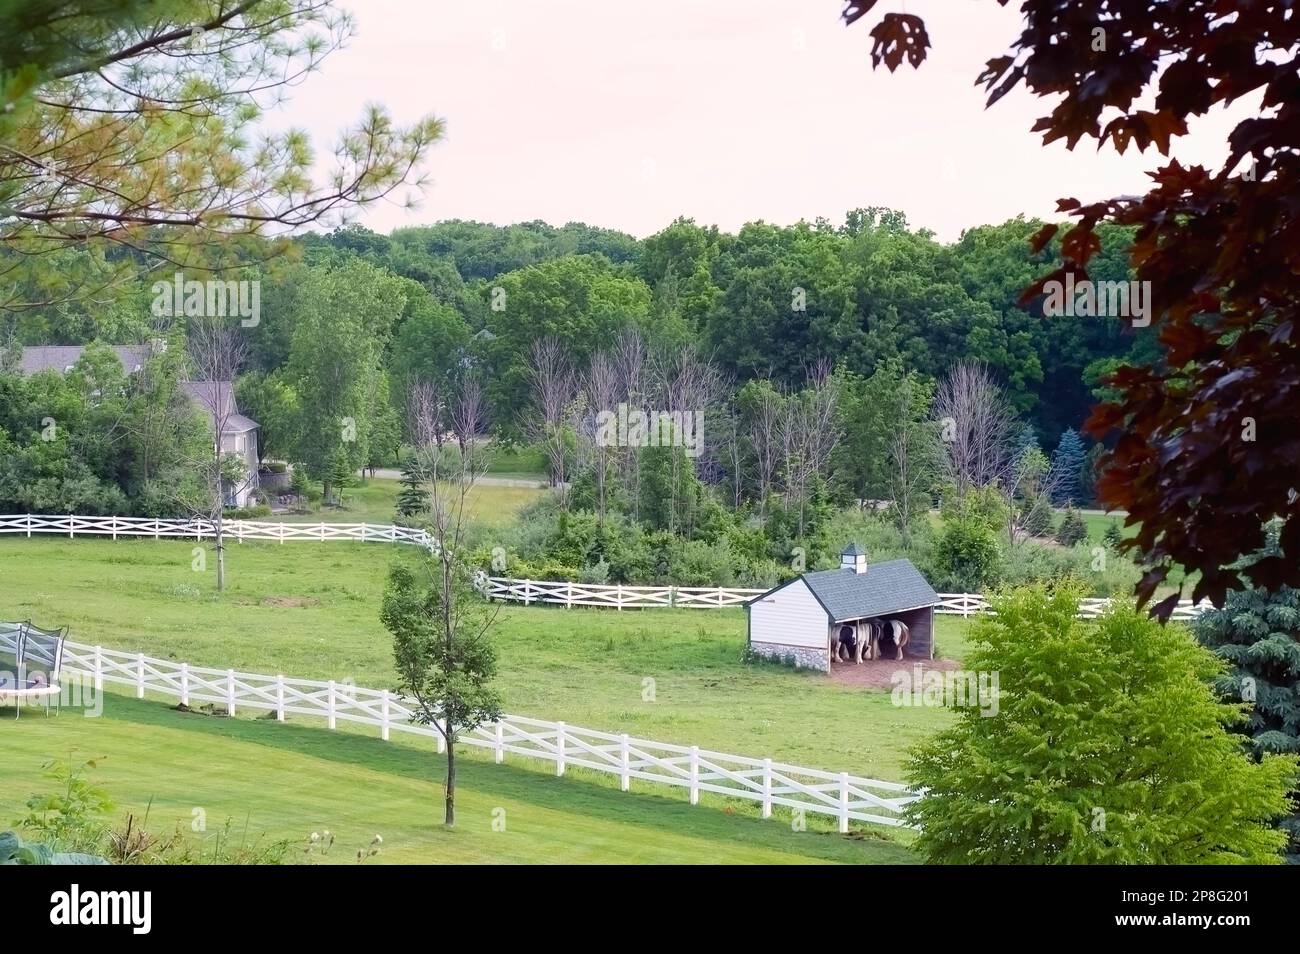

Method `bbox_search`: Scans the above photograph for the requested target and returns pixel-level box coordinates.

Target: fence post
[135,653,144,699]
[327,680,337,730]
[494,722,504,763]
[689,746,700,805]
[523,579,532,606]
[25,515,31,538]
[180,663,190,707]
[275,675,285,721]
[566,583,573,609]
[620,734,630,792]
[381,691,391,741]
[556,722,567,776]
[93,646,103,693]
[838,772,850,834]
[226,669,236,716]
[762,758,773,819]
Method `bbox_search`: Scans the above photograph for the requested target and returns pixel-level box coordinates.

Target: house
[15,345,260,507]
[745,544,938,672]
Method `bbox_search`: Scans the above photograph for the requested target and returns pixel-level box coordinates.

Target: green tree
[1193,533,1300,862]
[287,259,407,500]
[288,463,309,511]
[1,1,442,311]
[395,457,429,518]
[1050,428,1087,505]
[907,584,1297,864]
[1055,505,1087,547]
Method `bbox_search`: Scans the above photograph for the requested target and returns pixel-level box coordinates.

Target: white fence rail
[0,514,1208,619]
[0,625,920,831]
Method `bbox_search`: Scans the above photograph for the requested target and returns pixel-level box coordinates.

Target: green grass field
[0,535,968,780]
[0,478,965,863]
[271,478,541,528]
[1,695,915,864]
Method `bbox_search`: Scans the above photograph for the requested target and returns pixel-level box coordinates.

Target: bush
[224,504,272,519]
[907,584,1298,864]
[932,517,1002,592]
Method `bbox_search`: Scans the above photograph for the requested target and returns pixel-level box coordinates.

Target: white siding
[749,579,830,649]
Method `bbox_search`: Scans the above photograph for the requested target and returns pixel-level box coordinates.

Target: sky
[274,0,1253,243]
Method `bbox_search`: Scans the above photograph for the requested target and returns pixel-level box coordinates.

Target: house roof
[14,346,258,437]
[751,559,938,622]
[180,381,258,434]
[18,345,151,376]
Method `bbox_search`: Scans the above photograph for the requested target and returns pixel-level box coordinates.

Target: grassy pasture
[0,534,969,780]
[0,695,915,864]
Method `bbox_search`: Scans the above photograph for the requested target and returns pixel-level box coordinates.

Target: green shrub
[907,583,1298,864]
[932,517,1002,592]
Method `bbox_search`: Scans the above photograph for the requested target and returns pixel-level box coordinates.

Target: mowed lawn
[1,695,916,864]
[0,536,968,781]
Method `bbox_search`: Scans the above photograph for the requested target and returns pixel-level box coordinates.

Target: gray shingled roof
[799,559,938,621]
[19,345,151,376]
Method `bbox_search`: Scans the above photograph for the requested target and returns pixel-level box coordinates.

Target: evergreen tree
[1049,427,1087,504]
[1102,520,1123,550]
[1193,533,1300,862]
[396,457,430,518]
[907,584,1296,864]
[1023,493,1054,538]
[1013,422,1040,464]
[288,463,309,511]
[327,449,352,506]
[1055,504,1087,546]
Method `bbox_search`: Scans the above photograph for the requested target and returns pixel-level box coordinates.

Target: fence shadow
[89,692,916,864]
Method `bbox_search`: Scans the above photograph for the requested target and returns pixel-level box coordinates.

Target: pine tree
[1023,493,1054,538]
[288,463,309,511]
[1102,520,1122,550]
[328,450,352,507]
[396,457,430,518]
[1050,427,1087,505]
[1193,533,1300,862]
[1055,504,1087,546]
[1013,422,1040,464]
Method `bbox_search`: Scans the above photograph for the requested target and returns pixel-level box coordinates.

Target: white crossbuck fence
[0,513,1209,620]
[0,624,920,831]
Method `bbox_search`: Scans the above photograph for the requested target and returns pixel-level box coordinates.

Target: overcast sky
[276,0,1251,243]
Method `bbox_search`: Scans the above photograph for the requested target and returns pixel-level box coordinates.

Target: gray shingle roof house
[14,345,260,507]
[746,545,938,672]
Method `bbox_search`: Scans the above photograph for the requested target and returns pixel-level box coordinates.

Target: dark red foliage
[842,1,1300,617]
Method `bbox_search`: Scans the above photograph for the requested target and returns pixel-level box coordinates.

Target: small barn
[745,544,938,673]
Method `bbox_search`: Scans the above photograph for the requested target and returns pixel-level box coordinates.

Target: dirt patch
[261,596,319,608]
[830,656,960,689]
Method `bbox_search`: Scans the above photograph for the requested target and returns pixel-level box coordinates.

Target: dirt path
[830,656,960,689]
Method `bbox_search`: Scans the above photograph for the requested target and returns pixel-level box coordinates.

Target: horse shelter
[745,544,939,673]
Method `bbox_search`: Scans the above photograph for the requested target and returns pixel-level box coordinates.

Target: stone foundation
[749,641,829,673]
